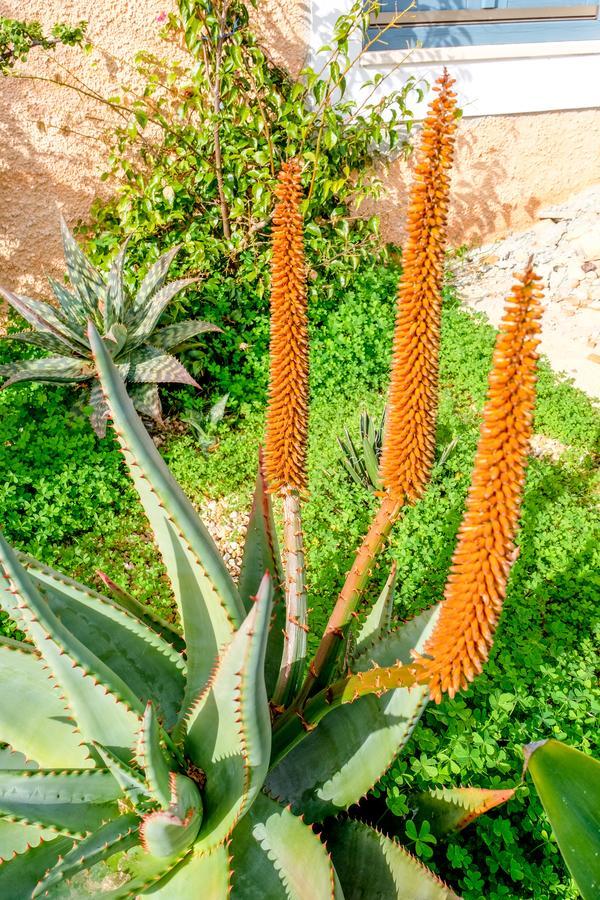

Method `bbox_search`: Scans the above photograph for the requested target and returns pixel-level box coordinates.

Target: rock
[481,253,499,266]
[533,220,566,247]
[581,260,597,273]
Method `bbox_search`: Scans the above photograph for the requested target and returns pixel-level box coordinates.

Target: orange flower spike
[264,159,309,494]
[379,68,458,503]
[416,262,543,703]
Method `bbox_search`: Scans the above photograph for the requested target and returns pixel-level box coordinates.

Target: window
[368,0,600,48]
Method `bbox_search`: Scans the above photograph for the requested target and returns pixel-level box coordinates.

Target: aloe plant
[0,219,220,435]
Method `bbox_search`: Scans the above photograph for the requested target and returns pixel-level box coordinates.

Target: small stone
[481,253,499,266]
[581,260,596,273]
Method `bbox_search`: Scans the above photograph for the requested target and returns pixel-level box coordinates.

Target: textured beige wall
[377,109,600,247]
[0,0,310,291]
[2,0,600,293]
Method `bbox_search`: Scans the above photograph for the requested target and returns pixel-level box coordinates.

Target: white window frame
[309,1,600,116]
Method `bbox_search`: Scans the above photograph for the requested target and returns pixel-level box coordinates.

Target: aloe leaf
[48,277,88,328]
[524,739,600,900]
[89,324,243,710]
[136,704,172,808]
[268,607,439,818]
[129,382,163,423]
[33,812,139,897]
[129,279,199,344]
[239,454,286,697]
[125,844,230,899]
[105,238,130,328]
[130,246,180,317]
[354,563,397,657]
[89,380,110,438]
[0,819,58,861]
[128,346,199,386]
[104,323,129,357]
[93,743,149,808]
[95,569,184,650]
[362,432,382,490]
[3,330,80,355]
[140,774,202,858]
[95,570,185,653]
[0,532,142,760]
[185,575,272,851]
[60,216,105,317]
[413,786,515,836]
[0,286,87,353]
[0,356,93,389]
[150,319,221,351]
[230,792,340,899]
[326,819,458,900]
[0,769,120,835]
[0,637,90,768]
[22,554,185,730]
[0,836,76,896]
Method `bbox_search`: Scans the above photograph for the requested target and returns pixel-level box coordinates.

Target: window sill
[361,39,600,66]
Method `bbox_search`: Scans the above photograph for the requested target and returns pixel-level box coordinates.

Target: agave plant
[0,72,545,897]
[0,220,220,436]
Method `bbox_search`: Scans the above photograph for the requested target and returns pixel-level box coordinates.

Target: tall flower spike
[264,159,309,494]
[379,69,458,503]
[416,262,543,703]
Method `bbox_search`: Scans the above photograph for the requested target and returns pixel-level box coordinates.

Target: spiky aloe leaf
[413,786,515,836]
[128,346,199,386]
[140,774,202,859]
[95,570,185,653]
[0,356,93,388]
[326,819,458,900]
[105,238,130,329]
[89,324,244,712]
[353,562,397,657]
[129,382,163,423]
[267,607,439,819]
[129,246,181,319]
[0,287,87,353]
[184,575,272,852]
[22,554,185,730]
[230,792,341,899]
[0,820,58,861]
[60,217,105,318]
[93,742,149,809]
[48,277,88,329]
[129,279,199,345]
[136,704,172,808]
[0,637,89,768]
[118,844,230,899]
[0,769,120,835]
[3,330,78,355]
[524,739,600,900]
[0,836,76,896]
[150,319,221,352]
[89,379,111,438]
[33,813,140,897]
[239,455,286,698]
[0,532,142,760]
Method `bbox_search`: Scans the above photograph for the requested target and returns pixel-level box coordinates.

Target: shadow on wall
[249,0,311,77]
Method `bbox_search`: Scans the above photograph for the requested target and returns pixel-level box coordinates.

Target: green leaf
[413,786,515,836]
[93,743,149,808]
[0,820,57,861]
[0,837,76,897]
[89,324,244,716]
[139,774,202,858]
[185,575,272,852]
[238,454,285,698]
[105,238,130,329]
[137,703,172,808]
[0,532,142,762]
[354,562,396,657]
[129,843,230,898]
[0,286,87,353]
[0,356,93,389]
[267,607,439,821]
[60,216,105,317]
[89,380,110,438]
[3,330,78,355]
[128,346,199,387]
[130,246,180,317]
[33,813,139,897]
[524,739,600,900]
[129,279,199,344]
[0,637,90,769]
[48,277,87,328]
[0,769,120,836]
[22,553,186,731]
[129,382,163,423]
[150,320,221,351]
[326,819,459,899]
[230,792,340,899]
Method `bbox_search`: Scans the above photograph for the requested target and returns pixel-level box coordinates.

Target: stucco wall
[1,0,600,292]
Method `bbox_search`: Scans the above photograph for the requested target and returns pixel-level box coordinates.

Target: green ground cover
[0,262,598,898]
